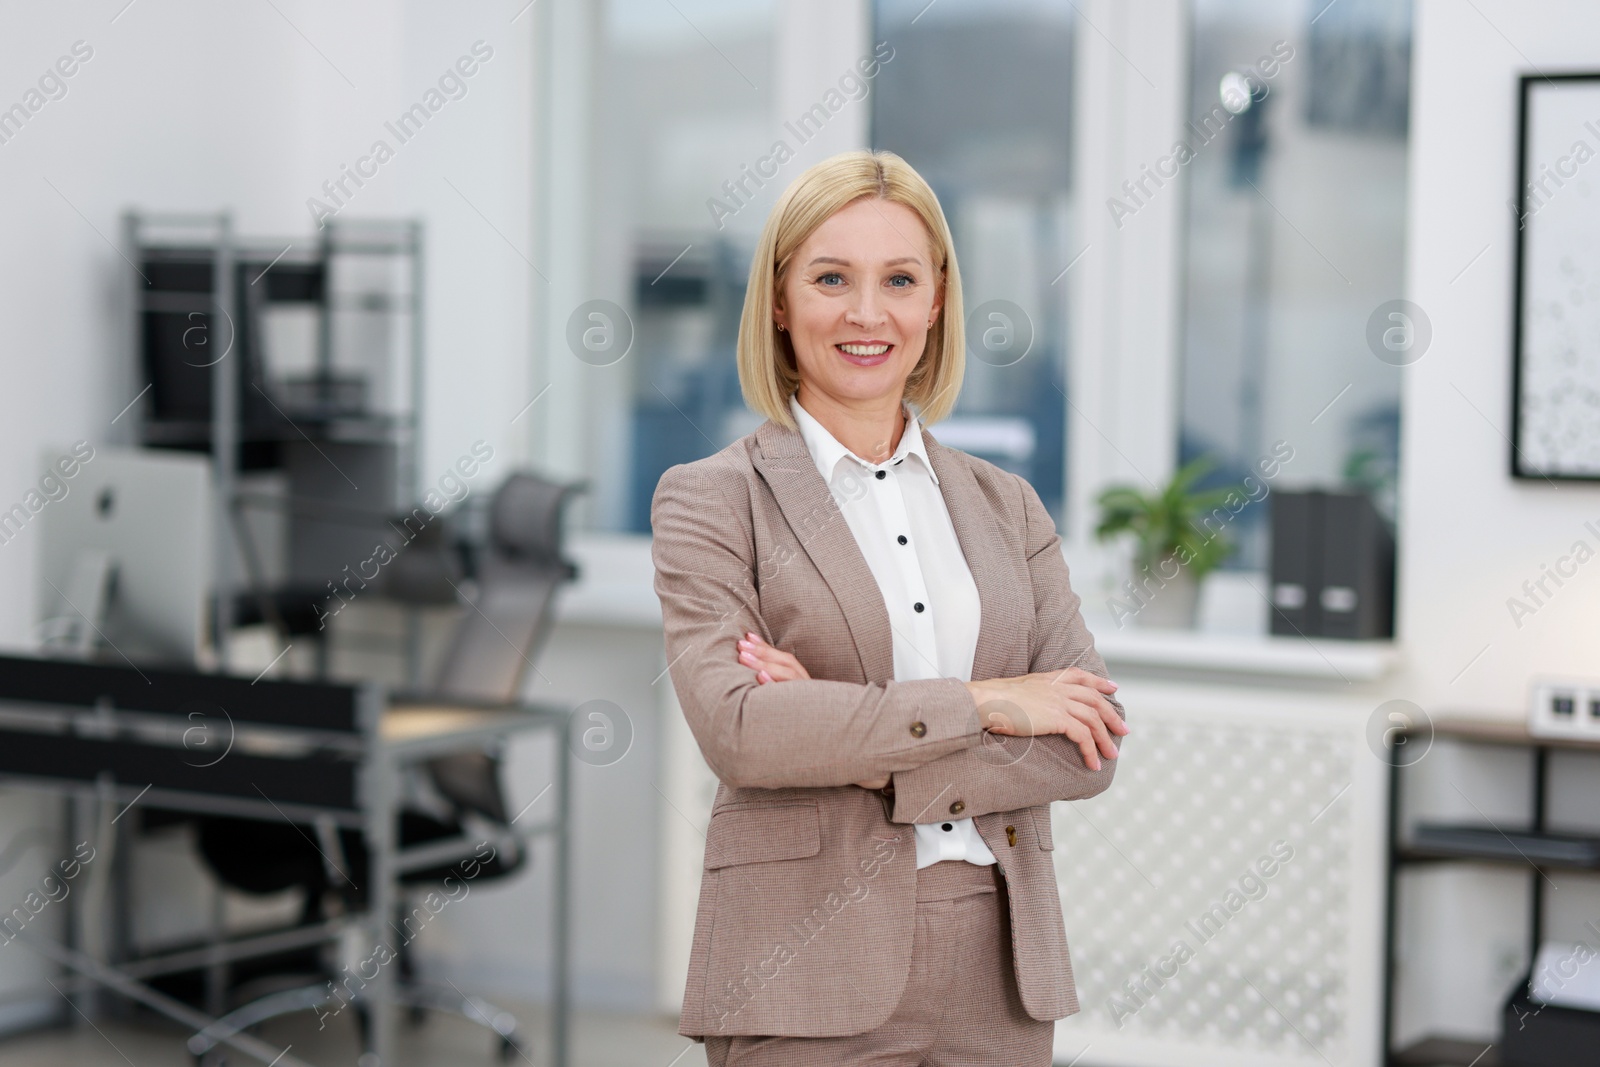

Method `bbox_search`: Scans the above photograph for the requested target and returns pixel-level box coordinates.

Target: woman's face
[776,196,942,412]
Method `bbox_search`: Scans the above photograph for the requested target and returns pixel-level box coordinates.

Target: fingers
[740,647,795,680]
[1016,706,1099,767]
[1042,666,1120,698]
[1014,681,1120,765]
[737,633,810,682]
[974,673,1127,767]
[1057,688,1119,764]
[1074,683,1128,737]
[1069,720,1101,771]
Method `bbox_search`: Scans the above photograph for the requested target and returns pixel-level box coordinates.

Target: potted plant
[1094,456,1240,629]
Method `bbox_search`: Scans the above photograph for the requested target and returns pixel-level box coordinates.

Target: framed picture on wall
[1511,72,1600,480]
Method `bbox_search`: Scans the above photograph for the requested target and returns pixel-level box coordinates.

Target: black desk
[0,653,571,1067]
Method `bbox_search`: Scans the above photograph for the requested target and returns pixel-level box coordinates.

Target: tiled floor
[0,1001,709,1067]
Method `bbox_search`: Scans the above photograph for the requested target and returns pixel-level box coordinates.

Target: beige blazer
[651,415,1126,1039]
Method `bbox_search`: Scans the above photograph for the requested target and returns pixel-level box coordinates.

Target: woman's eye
[888,273,915,288]
[817,272,844,286]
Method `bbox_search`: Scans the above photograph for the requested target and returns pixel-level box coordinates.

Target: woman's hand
[964,668,1130,771]
[736,632,810,684]
[736,633,886,789]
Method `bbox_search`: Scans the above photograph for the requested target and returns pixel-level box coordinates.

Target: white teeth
[839,343,890,356]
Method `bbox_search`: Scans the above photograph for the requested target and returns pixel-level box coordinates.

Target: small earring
[777,324,786,332]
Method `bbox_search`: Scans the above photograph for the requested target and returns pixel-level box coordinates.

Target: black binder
[1268,490,1394,639]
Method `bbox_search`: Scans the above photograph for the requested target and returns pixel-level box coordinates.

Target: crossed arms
[650,460,1127,824]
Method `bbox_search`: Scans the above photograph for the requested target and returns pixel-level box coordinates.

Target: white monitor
[35,446,213,668]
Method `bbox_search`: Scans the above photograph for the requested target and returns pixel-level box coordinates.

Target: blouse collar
[787,392,938,486]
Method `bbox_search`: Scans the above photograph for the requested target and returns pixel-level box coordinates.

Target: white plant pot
[1129,564,1202,629]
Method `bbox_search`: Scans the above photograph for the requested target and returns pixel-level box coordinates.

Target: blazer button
[949,800,966,815]
[909,721,926,738]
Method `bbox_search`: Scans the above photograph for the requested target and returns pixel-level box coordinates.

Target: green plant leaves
[1093,454,1246,579]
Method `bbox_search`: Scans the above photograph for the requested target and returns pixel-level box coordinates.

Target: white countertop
[1087,622,1398,681]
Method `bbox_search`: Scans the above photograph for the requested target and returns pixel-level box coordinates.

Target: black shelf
[1383,717,1600,1063]
[1401,823,1600,869]
[1396,845,1600,873]
[1389,1035,1498,1066]
[140,415,407,448]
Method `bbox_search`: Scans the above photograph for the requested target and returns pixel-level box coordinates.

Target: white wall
[1399,0,1600,712]
[1392,0,1600,1044]
[0,0,542,1015]
[0,0,538,650]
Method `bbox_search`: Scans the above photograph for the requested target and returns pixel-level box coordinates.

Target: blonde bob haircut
[736,149,965,430]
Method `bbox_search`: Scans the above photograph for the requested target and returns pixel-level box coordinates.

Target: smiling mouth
[835,342,894,366]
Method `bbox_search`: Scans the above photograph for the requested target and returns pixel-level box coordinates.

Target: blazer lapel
[752,419,895,685]
[752,417,1017,686]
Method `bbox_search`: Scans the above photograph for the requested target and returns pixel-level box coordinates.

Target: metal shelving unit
[123,211,424,669]
[1383,717,1600,1065]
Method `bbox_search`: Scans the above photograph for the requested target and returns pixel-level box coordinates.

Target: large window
[561,1,1410,546]
[589,0,780,533]
[871,0,1077,520]
[1178,0,1411,568]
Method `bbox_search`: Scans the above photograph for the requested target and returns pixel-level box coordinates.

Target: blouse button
[949,800,966,815]
[897,535,908,545]
[875,470,887,480]
[909,721,927,738]
[913,602,925,613]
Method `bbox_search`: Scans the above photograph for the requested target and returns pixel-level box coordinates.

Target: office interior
[1,0,1599,1064]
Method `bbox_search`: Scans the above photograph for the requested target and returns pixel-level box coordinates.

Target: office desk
[0,653,571,1067]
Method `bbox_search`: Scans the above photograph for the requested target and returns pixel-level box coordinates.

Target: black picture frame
[1510,72,1600,481]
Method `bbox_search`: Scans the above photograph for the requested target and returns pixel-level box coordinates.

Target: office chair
[187,470,583,1063]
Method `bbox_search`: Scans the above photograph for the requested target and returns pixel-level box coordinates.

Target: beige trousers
[703,859,1055,1067]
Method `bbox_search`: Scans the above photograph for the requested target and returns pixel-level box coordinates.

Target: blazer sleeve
[651,459,987,790]
[885,472,1127,824]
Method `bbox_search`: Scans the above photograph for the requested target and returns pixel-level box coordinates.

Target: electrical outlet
[1529,677,1600,740]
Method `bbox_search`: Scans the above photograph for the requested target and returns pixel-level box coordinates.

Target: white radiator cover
[1052,681,1389,1067]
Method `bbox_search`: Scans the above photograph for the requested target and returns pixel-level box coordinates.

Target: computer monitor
[35,446,213,668]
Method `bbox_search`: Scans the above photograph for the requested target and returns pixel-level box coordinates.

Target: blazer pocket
[704,800,822,869]
[1030,805,1055,851]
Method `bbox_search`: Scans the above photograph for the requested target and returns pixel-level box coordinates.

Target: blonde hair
[736,149,965,429]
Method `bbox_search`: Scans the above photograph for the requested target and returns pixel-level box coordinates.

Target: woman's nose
[845,290,885,327]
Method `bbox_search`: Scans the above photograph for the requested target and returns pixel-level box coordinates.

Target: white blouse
[789,394,997,869]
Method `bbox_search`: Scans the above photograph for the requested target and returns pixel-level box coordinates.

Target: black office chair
[186,470,583,1063]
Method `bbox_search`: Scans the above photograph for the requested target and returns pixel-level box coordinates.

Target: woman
[651,149,1128,1067]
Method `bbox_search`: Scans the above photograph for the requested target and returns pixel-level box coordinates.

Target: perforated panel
[1053,719,1355,1062]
